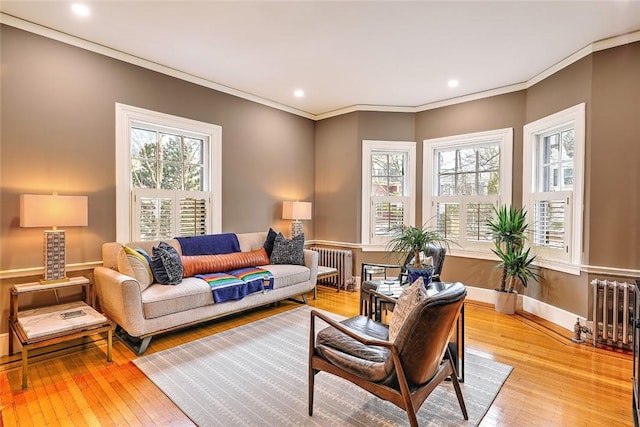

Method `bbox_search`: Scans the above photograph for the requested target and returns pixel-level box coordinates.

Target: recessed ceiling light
[294,89,305,98]
[71,3,90,17]
[448,79,459,88]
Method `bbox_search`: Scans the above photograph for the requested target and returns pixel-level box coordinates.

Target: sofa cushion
[262,264,310,290]
[141,277,214,319]
[270,233,304,265]
[236,231,268,252]
[117,245,153,290]
[181,248,270,277]
[150,242,184,285]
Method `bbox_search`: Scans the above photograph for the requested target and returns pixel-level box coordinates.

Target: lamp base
[291,221,303,238]
[43,229,67,282]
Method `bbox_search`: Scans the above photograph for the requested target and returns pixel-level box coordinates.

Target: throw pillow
[388,277,428,342]
[149,241,184,285]
[263,228,278,257]
[181,248,271,277]
[117,245,154,290]
[269,232,304,265]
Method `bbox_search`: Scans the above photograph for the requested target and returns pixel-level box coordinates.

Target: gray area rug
[134,306,512,426]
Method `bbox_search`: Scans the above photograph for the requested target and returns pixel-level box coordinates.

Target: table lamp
[20,194,88,283]
[282,201,312,238]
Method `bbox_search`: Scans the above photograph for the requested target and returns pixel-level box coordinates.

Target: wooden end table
[8,276,113,389]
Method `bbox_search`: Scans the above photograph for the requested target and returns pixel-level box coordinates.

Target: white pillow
[388,276,428,341]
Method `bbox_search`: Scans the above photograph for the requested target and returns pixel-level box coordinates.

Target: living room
[1,2,639,426]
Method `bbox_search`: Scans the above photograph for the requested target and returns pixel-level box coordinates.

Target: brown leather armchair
[309,282,467,426]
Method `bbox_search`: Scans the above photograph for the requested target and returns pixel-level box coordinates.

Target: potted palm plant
[487,205,539,314]
[386,223,450,285]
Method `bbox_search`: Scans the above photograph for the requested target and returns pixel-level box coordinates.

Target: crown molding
[2,13,639,121]
[0,13,316,120]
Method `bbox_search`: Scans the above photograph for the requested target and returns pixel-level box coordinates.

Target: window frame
[361,140,416,251]
[115,103,222,242]
[423,128,513,259]
[523,103,585,275]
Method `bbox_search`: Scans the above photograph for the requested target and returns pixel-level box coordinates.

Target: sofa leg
[114,326,153,355]
[136,336,152,355]
[288,293,308,304]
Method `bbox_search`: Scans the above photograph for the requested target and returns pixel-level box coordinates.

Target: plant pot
[406,265,434,286]
[493,289,517,314]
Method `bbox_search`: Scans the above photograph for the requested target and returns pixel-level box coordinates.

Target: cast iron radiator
[589,279,636,349]
[310,247,354,291]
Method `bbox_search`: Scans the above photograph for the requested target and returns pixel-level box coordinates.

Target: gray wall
[314,44,640,316]
[0,25,315,274]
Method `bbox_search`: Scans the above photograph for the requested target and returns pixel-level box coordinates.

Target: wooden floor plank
[0,285,634,426]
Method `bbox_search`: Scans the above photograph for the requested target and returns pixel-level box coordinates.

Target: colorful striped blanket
[196,267,274,303]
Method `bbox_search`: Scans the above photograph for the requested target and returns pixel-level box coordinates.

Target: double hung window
[361,140,416,247]
[116,104,222,242]
[423,129,513,256]
[523,103,585,273]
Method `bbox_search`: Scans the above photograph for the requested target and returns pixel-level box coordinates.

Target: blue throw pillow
[263,228,278,257]
[149,242,183,285]
[269,233,304,266]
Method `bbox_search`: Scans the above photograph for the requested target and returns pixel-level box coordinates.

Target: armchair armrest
[309,309,393,349]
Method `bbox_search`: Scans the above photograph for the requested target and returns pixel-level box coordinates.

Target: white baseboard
[465,285,583,332]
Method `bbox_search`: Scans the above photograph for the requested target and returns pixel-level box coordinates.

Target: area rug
[134,306,512,426]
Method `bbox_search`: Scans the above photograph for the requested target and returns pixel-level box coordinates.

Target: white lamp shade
[20,194,88,228]
[282,201,312,221]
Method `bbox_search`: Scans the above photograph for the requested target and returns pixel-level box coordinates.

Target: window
[116,104,222,242]
[523,103,585,274]
[361,140,416,248]
[423,128,513,257]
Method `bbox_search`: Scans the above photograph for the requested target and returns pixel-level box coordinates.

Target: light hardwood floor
[0,286,634,426]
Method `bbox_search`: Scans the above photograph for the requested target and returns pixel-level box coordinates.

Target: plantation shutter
[434,201,460,240]
[465,200,496,242]
[133,189,210,241]
[178,197,208,237]
[531,191,571,260]
[371,197,407,239]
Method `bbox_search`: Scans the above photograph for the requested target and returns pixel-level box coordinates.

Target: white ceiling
[2,1,640,118]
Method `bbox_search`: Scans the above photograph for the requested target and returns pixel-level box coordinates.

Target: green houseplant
[386,223,450,284]
[486,205,539,314]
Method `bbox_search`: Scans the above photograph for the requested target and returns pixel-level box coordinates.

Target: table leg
[107,327,113,363]
[8,324,14,356]
[21,345,28,390]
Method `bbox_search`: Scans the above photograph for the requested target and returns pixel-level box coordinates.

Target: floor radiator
[310,247,354,291]
[589,279,636,349]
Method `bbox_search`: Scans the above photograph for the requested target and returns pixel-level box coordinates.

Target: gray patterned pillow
[269,233,304,265]
[388,277,428,341]
[150,241,184,285]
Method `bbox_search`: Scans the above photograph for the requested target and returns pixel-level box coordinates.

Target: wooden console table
[8,276,113,389]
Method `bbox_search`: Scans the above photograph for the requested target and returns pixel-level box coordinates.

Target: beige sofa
[94,231,318,354]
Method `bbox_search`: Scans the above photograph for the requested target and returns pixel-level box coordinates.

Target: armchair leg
[447,350,468,420]
[308,367,316,416]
